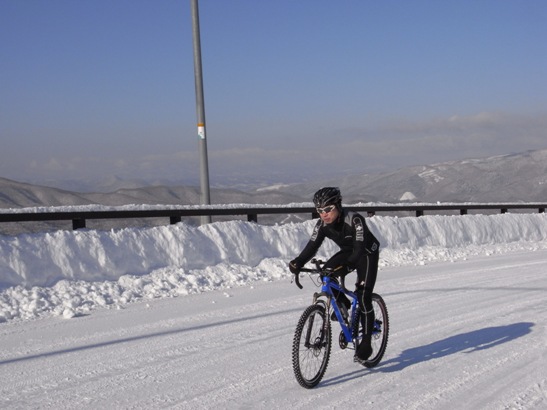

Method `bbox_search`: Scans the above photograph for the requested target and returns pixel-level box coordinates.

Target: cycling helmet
[313,187,342,208]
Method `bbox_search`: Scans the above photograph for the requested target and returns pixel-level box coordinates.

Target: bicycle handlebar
[293,268,316,289]
[298,267,320,273]
[292,259,349,292]
[292,258,322,289]
[294,274,303,289]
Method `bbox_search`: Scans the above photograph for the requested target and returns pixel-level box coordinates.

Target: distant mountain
[261,149,547,203]
[34,175,201,194]
[0,177,94,208]
[0,178,308,234]
[0,178,306,209]
[2,149,547,212]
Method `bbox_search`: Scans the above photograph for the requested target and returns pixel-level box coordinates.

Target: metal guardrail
[0,203,545,230]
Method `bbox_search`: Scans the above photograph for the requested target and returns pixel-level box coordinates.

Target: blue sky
[1,0,546,190]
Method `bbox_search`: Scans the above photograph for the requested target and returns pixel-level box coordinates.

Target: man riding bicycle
[289,187,380,363]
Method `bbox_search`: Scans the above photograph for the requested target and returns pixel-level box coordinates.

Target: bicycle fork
[303,306,328,350]
[313,291,359,350]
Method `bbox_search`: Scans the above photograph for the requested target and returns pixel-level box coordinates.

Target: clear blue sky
[1,0,546,189]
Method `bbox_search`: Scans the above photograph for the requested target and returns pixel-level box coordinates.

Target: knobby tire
[291,304,332,388]
[355,293,389,368]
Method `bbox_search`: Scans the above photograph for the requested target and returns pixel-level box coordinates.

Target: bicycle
[291,258,389,389]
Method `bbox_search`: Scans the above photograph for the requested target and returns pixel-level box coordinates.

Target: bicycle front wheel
[291,304,332,388]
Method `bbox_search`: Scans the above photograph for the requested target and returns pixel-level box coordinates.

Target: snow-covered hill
[0,176,304,210]
[3,149,547,213]
[265,149,547,203]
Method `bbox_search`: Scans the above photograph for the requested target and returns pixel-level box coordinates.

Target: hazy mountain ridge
[0,177,95,208]
[0,179,305,209]
[268,149,547,203]
[1,149,547,212]
[0,178,308,234]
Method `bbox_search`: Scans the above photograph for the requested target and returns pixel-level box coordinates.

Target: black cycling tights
[325,250,379,335]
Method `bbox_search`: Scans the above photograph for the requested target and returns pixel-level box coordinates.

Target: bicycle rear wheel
[366,293,389,367]
[354,293,389,368]
[291,304,332,388]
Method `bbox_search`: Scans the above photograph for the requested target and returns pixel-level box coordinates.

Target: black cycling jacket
[294,210,380,268]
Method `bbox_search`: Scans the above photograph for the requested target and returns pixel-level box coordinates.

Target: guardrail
[0,203,545,231]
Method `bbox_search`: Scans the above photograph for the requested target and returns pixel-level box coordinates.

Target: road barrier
[0,203,545,231]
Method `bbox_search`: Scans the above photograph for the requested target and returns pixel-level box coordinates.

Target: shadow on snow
[321,322,534,387]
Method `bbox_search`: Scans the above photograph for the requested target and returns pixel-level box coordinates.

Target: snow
[1,210,547,408]
[400,191,417,201]
[2,212,547,322]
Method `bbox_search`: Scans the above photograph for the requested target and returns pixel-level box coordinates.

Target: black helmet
[313,187,342,208]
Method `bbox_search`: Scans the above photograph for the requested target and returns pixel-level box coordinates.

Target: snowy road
[1,249,546,409]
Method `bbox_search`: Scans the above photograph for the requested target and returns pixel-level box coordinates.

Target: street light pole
[190,0,211,224]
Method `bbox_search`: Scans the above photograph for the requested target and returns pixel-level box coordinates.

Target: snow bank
[1,213,547,322]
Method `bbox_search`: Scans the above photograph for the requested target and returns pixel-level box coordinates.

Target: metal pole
[190,0,212,224]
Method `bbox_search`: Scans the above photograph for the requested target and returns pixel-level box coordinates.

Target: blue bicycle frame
[313,274,360,345]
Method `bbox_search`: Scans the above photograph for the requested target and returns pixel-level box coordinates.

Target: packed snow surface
[1,211,547,408]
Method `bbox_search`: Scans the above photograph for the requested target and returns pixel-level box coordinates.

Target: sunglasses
[316,205,336,214]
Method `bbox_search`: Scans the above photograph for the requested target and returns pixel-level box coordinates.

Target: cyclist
[289,187,380,363]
